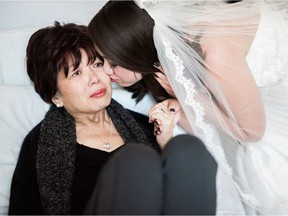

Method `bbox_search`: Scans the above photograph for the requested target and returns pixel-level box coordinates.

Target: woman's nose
[89,69,100,86]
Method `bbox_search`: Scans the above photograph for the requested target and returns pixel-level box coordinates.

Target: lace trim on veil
[162,34,261,209]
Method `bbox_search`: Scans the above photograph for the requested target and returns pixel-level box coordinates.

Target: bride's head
[88,1,172,102]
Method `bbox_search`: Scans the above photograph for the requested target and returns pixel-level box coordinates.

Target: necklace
[102,118,113,150]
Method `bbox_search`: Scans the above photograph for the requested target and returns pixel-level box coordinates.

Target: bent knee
[163,134,216,165]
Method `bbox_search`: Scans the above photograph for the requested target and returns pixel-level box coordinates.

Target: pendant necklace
[103,118,113,150]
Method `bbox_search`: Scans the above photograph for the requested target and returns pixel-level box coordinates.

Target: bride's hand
[153,64,176,97]
[148,99,181,149]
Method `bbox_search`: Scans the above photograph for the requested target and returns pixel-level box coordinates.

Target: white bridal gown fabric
[240,4,288,214]
[136,0,288,214]
[173,4,288,214]
[172,3,288,215]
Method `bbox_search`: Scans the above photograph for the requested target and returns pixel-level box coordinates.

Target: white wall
[0,0,108,85]
[0,1,107,31]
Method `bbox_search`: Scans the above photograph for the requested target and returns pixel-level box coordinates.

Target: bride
[88,0,288,214]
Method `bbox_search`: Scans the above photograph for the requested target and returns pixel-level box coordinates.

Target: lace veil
[134,0,288,213]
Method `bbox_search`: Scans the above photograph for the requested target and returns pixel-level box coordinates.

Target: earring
[56,103,62,108]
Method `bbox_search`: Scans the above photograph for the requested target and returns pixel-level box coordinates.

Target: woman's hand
[148,99,181,149]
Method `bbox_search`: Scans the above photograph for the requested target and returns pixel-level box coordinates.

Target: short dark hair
[88,1,171,102]
[26,21,101,104]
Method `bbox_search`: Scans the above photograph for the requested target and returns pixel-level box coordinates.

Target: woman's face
[97,49,143,87]
[53,49,112,116]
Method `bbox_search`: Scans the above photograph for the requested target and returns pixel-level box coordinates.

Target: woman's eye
[93,61,103,68]
[72,70,80,77]
[94,57,104,68]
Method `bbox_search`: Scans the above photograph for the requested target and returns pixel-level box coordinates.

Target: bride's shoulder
[198,14,260,58]
[200,34,252,65]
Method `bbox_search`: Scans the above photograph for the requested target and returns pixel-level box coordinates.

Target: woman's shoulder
[25,122,42,141]
[200,17,259,60]
[21,121,43,154]
[201,34,252,62]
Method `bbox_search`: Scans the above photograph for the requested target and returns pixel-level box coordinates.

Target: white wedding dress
[239,4,288,214]
[175,4,288,215]
[137,0,288,214]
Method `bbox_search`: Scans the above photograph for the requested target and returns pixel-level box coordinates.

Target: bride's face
[97,48,143,87]
[105,64,143,87]
[103,58,176,97]
[96,47,175,96]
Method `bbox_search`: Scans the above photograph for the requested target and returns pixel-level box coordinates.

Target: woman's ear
[52,94,63,108]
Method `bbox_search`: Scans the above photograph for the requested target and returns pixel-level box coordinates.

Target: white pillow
[0,27,41,85]
[0,84,49,215]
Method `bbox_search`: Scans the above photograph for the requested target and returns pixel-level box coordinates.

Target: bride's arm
[201,35,266,142]
[153,72,193,134]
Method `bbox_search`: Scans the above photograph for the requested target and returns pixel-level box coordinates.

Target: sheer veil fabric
[135,0,288,214]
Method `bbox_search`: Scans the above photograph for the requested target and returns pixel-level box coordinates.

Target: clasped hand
[148,99,182,149]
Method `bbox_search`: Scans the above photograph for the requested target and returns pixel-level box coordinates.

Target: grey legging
[85,134,217,215]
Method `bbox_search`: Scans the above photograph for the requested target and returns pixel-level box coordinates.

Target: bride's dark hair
[88,0,172,102]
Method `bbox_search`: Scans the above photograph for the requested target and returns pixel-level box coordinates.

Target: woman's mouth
[90,88,106,98]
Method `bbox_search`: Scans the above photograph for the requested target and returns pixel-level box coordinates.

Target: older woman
[8,22,217,215]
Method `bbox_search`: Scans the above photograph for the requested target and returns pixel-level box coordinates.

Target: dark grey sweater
[8,99,159,215]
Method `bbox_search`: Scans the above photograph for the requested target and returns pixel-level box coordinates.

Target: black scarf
[36,99,157,215]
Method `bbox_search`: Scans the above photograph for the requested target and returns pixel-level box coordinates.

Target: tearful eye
[93,62,103,68]
[93,58,104,68]
[72,70,80,77]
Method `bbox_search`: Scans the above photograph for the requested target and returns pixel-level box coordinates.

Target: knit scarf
[36,99,157,215]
